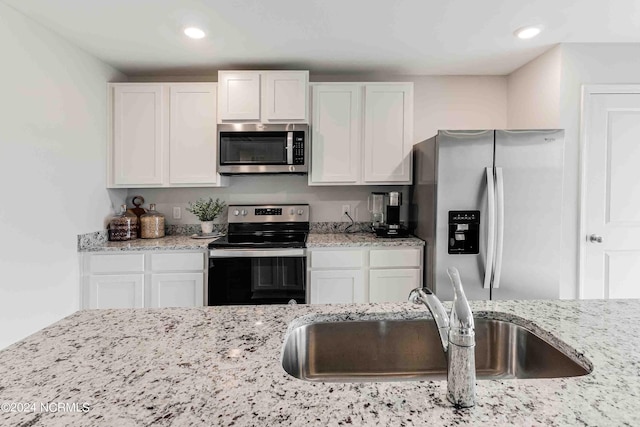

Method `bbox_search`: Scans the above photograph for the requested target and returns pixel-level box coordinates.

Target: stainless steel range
[207,204,309,305]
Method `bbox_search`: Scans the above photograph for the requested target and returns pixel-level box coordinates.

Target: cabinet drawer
[89,254,144,274]
[150,252,204,272]
[310,250,363,269]
[370,248,421,268]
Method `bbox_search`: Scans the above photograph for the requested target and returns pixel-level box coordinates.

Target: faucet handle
[447,267,474,331]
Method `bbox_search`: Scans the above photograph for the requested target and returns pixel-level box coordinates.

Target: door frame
[578,84,640,298]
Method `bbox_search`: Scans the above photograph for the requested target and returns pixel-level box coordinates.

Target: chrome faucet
[408,267,476,408]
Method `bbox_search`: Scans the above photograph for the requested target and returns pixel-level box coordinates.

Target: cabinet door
[369,269,420,303]
[169,84,219,185]
[363,83,413,183]
[218,71,260,121]
[112,85,164,185]
[309,270,365,304]
[150,273,204,308]
[264,71,308,121]
[88,274,145,309]
[310,84,361,184]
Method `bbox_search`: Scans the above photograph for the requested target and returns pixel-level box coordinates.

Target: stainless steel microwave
[218,123,308,174]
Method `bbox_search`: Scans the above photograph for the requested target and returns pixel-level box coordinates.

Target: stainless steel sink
[281,316,592,382]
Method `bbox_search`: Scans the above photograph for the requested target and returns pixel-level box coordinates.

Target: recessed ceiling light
[514,25,543,40]
[184,27,205,39]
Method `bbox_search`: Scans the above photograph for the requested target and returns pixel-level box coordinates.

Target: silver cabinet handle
[589,234,603,243]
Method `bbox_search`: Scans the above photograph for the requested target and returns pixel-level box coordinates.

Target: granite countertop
[1,299,639,426]
[80,235,217,252]
[306,232,425,248]
[80,233,424,252]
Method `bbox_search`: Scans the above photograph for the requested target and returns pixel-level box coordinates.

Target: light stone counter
[79,235,219,252]
[79,233,423,252]
[306,232,425,248]
[0,299,639,426]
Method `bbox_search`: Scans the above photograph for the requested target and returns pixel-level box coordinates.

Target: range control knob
[233,209,240,216]
[241,209,248,216]
[289,208,295,215]
[297,209,304,215]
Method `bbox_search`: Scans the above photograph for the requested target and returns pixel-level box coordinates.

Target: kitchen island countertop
[0,299,638,426]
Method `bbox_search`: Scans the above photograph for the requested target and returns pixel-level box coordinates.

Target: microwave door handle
[286,132,293,164]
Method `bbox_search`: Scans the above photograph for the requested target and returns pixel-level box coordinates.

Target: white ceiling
[4,0,640,76]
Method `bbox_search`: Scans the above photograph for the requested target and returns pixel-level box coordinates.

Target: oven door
[208,249,306,305]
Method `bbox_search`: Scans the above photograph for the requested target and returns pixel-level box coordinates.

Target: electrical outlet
[342,204,351,217]
[172,207,181,220]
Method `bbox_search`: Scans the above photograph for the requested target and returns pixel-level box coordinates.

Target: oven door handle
[209,248,306,258]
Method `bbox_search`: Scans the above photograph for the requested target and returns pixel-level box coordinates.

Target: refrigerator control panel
[448,211,480,254]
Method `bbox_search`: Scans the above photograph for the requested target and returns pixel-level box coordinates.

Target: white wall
[507,46,562,129]
[558,43,640,299]
[129,74,508,222]
[0,3,125,349]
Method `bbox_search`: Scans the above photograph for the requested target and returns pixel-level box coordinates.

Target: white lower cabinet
[150,273,204,308]
[88,274,145,309]
[81,251,206,309]
[369,269,420,303]
[307,246,422,304]
[310,270,365,304]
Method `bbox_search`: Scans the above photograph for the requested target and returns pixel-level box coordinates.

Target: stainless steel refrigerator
[409,130,564,301]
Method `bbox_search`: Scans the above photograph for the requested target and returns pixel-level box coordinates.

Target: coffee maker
[369,191,409,237]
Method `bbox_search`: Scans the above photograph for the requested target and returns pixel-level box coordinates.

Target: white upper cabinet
[310,84,361,184]
[108,83,226,188]
[264,72,308,121]
[169,84,218,185]
[217,71,261,120]
[217,70,309,123]
[309,82,413,185]
[363,83,413,183]
[112,84,164,186]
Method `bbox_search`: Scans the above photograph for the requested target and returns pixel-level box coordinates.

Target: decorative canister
[108,204,138,241]
[140,203,165,239]
[128,195,147,238]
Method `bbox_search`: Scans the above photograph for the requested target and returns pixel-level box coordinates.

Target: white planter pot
[201,221,214,234]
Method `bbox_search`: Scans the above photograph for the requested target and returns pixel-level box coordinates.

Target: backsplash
[124,175,409,225]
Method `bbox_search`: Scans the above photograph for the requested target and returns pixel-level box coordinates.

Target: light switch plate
[173,207,181,220]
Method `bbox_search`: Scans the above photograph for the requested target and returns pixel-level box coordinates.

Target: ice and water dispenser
[448,211,480,254]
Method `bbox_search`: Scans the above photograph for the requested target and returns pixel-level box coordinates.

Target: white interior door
[582,88,640,299]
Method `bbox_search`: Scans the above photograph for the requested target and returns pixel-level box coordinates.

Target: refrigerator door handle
[493,167,505,289]
[483,167,496,289]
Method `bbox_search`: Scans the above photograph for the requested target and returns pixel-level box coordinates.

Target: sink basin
[281,314,592,382]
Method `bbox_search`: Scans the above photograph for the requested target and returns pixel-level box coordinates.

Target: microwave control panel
[293,132,305,165]
[448,210,480,254]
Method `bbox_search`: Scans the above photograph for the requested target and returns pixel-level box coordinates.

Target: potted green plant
[186,197,226,234]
